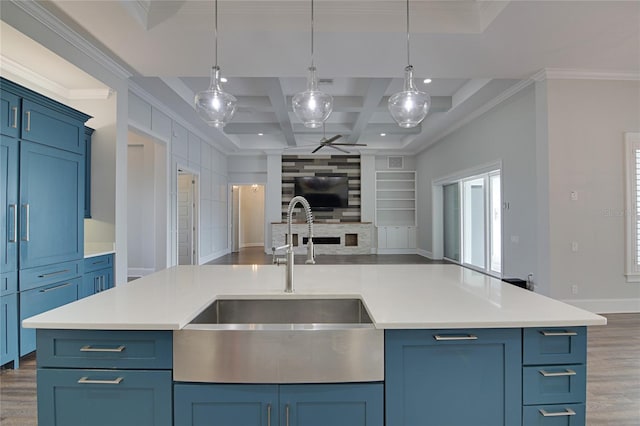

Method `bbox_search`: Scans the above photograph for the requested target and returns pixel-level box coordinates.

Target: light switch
[571,241,579,252]
[570,191,578,201]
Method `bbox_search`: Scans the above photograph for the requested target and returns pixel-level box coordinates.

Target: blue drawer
[37,368,172,426]
[37,329,172,369]
[523,327,586,365]
[1,271,17,296]
[84,254,113,273]
[20,277,80,356]
[523,403,585,426]
[523,364,586,405]
[19,260,82,291]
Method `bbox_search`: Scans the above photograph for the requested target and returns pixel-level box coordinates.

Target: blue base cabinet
[1,292,18,367]
[37,329,173,426]
[80,254,114,299]
[385,328,522,426]
[174,383,383,426]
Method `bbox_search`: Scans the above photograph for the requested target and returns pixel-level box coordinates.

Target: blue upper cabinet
[21,100,84,154]
[1,90,20,138]
[84,127,93,218]
[19,141,84,269]
[385,328,522,426]
[1,137,18,273]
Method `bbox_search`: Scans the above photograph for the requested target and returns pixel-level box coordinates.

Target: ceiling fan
[311,123,367,154]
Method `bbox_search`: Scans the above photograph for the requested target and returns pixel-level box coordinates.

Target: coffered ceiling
[1,1,638,155]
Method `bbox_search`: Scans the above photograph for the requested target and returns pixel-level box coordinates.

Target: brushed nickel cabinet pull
[39,283,71,293]
[539,369,576,377]
[540,330,577,337]
[267,404,271,426]
[285,404,290,426]
[8,204,17,243]
[80,345,126,353]
[77,376,123,385]
[539,408,576,417]
[38,269,70,278]
[11,106,18,128]
[21,204,29,241]
[25,111,31,132]
[434,334,478,341]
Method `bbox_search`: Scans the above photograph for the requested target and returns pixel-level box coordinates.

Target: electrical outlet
[571,241,579,252]
[571,284,579,295]
[570,191,578,201]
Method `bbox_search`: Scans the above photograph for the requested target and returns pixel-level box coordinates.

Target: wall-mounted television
[294,176,349,210]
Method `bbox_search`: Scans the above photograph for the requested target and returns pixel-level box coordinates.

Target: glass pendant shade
[388,65,431,128]
[293,67,333,129]
[195,66,237,128]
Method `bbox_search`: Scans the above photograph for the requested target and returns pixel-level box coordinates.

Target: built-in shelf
[375,171,417,227]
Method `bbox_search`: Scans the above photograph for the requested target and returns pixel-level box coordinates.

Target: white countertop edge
[84,250,115,259]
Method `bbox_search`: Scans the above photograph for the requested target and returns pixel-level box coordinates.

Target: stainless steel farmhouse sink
[173,298,384,383]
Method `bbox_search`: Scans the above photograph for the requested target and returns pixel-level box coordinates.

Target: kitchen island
[24,264,606,426]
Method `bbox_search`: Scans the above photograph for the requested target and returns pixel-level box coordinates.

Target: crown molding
[0,55,112,100]
[531,68,640,81]
[9,0,132,80]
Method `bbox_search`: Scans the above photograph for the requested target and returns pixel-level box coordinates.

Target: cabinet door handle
[285,404,290,426]
[540,330,577,337]
[77,376,123,385]
[92,260,106,265]
[8,204,17,243]
[267,403,271,426]
[80,345,126,353]
[38,269,70,279]
[539,369,576,377]
[25,111,31,132]
[539,408,576,417]
[11,106,18,128]
[433,334,478,341]
[39,282,72,293]
[21,204,29,241]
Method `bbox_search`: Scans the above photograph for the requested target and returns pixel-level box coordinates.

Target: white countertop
[84,242,115,258]
[22,264,606,330]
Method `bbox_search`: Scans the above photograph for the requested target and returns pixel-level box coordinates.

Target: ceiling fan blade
[325,134,342,144]
[329,143,368,147]
[328,144,350,154]
[311,145,324,154]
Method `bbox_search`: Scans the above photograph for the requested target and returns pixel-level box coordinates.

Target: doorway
[177,169,198,265]
[231,184,265,253]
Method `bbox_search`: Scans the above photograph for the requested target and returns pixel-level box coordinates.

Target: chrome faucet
[272,196,315,293]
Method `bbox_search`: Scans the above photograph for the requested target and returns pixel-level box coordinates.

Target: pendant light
[388,0,431,128]
[292,0,333,129]
[195,0,237,128]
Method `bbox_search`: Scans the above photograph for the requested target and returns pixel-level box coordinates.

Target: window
[625,132,640,282]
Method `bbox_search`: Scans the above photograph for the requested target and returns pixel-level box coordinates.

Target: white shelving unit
[375,171,417,252]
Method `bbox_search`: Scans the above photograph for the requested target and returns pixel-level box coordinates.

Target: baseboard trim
[199,248,231,265]
[127,268,154,277]
[377,248,418,255]
[560,298,640,314]
[240,243,265,248]
[416,249,433,259]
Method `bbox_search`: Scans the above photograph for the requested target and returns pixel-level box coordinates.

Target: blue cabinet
[385,328,522,426]
[1,136,18,273]
[84,127,93,218]
[38,368,172,426]
[81,254,114,298]
[19,141,84,269]
[1,290,18,367]
[174,383,383,426]
[0,90,20,138]
[37,329,173,426]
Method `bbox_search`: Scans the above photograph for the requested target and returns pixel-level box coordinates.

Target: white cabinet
[375,171,417,253]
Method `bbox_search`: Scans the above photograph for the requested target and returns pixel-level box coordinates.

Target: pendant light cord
[214,0,218,67]
[311,0,315,68]
[406,0,411,66]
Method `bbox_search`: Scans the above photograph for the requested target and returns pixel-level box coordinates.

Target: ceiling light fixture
[292,0,333,129]
[388,0,431,128]
[194,0,237,128]
[423,78,432,84]
[380,133,387,137]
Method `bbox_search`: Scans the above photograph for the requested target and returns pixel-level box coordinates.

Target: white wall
[416,85,538,285]
[544,79,640,311]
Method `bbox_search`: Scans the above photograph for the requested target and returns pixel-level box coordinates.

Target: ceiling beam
[263,78,297,147]
[348,78,391,144]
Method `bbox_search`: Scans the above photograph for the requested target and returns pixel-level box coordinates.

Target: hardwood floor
[2,251,638,425]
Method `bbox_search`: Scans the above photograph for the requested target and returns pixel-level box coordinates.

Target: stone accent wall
[282,155,361,222]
